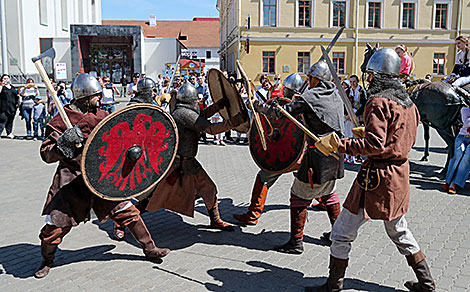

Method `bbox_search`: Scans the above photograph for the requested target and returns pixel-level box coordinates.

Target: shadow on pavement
[0,243,152,279]
[412,146,448,154]
[202,260,406,292]
[95,198,330,253]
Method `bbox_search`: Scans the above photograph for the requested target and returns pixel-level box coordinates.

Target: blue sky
[101,0,219,20]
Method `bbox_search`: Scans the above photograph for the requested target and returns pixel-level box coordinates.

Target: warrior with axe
[33,49,170,279]
[250,60,345,254]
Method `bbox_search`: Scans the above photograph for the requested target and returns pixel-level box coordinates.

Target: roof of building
[102,18,219,48]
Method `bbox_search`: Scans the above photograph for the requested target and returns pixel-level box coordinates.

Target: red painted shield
[81,104,178,201]
[249,98,306,174]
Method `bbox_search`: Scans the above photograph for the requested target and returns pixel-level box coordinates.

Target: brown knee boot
[321,203,341,244]
[275,206,307,254]
[404,251,435,292]
[208,200,234,231]
[34,242,58,278]
[305,255,349,292]
[127,216,170,259]
[233,175,269,225]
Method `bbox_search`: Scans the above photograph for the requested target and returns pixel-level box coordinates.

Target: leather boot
[208,200,234,231]
[404,251,435,292]
[275,206,307,254]
[34,242,58,278]
[321,203,342,244]
[233,175,269,225]
[127,216,170,259]
[305,255,349,292]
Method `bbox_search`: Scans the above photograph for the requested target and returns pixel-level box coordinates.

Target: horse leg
[421,122,430,161]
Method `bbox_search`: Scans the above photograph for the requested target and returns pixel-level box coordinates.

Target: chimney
[149,15,156,27]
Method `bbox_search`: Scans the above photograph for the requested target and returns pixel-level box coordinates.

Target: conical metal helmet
[366,48,401,76]
[308,60,332,81]
[137,77,156,93]
[72,73,102,99]
[176,81,198,103]
[283,73,303,93]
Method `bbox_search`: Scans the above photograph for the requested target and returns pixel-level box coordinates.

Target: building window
[332,52,345,74]
[206,51,212,59]
[61,0,68,31]
[298,52,310,73]
[402,2,415,28]
[39,0,47,26]
[263,0,277,27]
[299,0,312,27]
[332,1,346,27]
[368,2,381,28]
[263,51,275,74]
[435,3,448,29]
[433,53,446,75]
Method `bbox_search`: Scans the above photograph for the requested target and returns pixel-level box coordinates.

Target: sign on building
[55,63,67,80]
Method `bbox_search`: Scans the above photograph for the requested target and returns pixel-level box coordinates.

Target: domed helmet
[176,81,199,103]
[137,77,156,94]
[72,73,102,99]
[307,60,332,81]
[283,73,303,93]
[366,48,401,76]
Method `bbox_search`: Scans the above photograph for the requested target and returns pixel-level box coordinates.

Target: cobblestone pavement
[0,107,469,292]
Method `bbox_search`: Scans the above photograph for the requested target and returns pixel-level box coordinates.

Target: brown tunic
[40,107,128,227]
[146,103,234,216]
[337,97,420,221]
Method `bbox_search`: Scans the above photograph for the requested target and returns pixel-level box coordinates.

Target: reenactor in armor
[233,73,313,226]
[145,81,245,231]
[34,73,169,279]
[309,48,435,292]
[252,62,344,254]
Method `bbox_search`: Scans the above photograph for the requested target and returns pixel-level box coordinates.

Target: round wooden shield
[249,98,306,174]
[207,68,250,133]
[81,104,178,201]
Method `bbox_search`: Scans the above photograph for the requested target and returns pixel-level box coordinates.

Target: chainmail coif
[368,74,413,107]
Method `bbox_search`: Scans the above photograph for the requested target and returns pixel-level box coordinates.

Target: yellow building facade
[217,0,470,84]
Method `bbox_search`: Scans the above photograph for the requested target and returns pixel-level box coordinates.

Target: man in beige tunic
[309,48,435,292]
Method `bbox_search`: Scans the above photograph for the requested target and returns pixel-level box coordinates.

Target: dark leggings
[0,112,15,136]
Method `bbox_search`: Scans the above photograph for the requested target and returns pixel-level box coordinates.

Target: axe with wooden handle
[32,48,81,147]
[32,48,73,129]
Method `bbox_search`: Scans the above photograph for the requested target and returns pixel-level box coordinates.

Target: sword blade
[320,45,360,128]
[300,27,345,94]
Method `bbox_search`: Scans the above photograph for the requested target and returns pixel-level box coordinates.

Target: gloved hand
[57,125,84,159]
[352,126,365,138]
[155,93,171,106]
[229,113,246,127]
[315,132,340,157]
[214,97,229,111]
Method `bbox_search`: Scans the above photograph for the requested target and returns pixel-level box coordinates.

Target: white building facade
[1,0,101,82]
